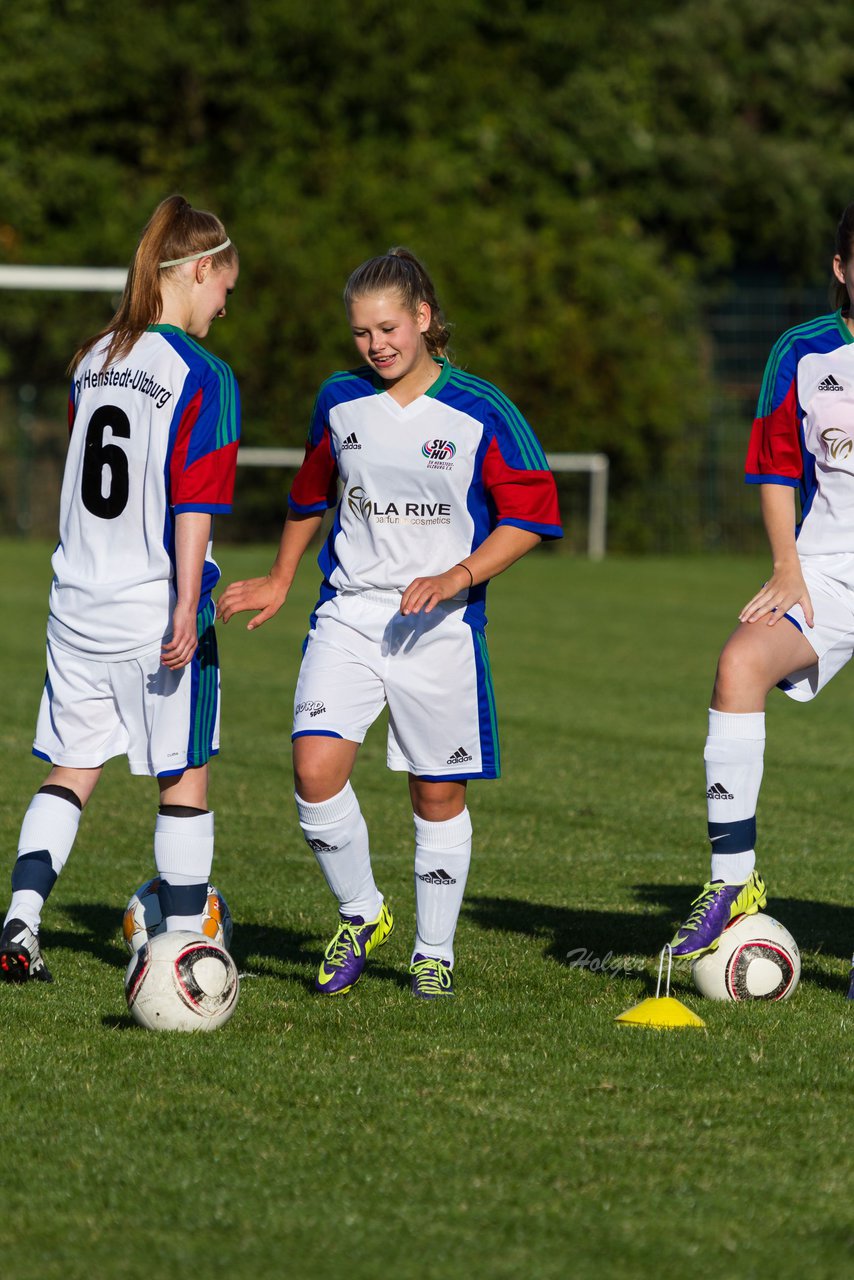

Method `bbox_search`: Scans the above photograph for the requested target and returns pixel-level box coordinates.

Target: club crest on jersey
[820,426,854,460]
[422,439,457,470]
[345,485,451,526]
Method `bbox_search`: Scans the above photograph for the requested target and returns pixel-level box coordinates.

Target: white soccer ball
[692,912,801,1002]
[124,930,240,1032]
[122,878,233,954]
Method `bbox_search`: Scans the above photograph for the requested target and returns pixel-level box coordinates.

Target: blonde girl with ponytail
[0,196,241,984]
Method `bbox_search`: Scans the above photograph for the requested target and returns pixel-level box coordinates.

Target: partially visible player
[0,195,241,983]
[218,247,562,998]
[667,201,854,997]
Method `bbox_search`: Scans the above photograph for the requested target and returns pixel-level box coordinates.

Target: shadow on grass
[53,905,408,993]
[463,894,664,986]
[464,885,854,992]
[230,922,409,992]
[50,902,128,969]
[632,883,854,961]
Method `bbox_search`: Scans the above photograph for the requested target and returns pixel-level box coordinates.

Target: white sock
[705,710,765,883]
[412,808,472,967]
[296,784,382,921]
[5,792,82,931]
[154,810,214,933]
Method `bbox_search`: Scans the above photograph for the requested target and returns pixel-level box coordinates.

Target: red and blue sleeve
[170,363,241,513]
[288,393,338,514]
[482,405,562,539]
[745,341,802,487]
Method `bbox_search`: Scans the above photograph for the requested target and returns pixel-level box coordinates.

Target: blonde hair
[69,195,238,372]
[343,247,451,356]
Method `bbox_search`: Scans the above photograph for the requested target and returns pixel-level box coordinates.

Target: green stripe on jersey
[180,336,239,449]
[757,313,847,417]
[448,368,546,470]
[149,325,238,449]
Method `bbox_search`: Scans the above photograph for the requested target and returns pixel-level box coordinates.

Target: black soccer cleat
[0,917,53,983]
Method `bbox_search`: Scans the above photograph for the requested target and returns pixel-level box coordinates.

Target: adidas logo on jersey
[417,868,458,885]
[306,838,339,853]
[341,433,362,449]
[707,782,734,800]
[447,746,473,765]
[817,374,844,392]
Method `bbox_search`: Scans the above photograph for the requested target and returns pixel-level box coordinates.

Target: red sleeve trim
[174,439,239,510]
[169,388,203,502]
[289,428,338,510]
[744,379,802,481]
[481,436,562,532]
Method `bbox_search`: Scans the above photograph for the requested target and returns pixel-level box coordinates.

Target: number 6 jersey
[48,325,240,660]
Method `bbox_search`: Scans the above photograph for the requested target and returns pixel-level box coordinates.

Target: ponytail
[343,247,451,357]
[69,195,237,373]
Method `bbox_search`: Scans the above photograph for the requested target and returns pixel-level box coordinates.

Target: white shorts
[779,552,854,701]
[33,613,221,777]
[292,590,500,779]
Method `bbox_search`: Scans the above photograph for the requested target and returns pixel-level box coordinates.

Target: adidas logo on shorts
[447,746,473,765]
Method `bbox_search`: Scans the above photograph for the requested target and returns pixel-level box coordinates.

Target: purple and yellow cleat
[314,901,394,995]
[669,871,767,960]
[410,953,454,999]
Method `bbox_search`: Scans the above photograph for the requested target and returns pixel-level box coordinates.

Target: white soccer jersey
[288,359,562,626]
[48,325,240,660]
[746,310,854,555]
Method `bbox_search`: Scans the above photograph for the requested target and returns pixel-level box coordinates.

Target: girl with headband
[0,195,241,983]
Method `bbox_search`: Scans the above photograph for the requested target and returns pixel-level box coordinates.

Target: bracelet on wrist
[456,561,474,588]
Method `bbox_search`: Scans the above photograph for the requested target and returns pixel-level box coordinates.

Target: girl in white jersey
[667,203,854,997]
[218,248,561,998]
[0,196,241,984]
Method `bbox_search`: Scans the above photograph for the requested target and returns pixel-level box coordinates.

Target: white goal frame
[0,265,609,557]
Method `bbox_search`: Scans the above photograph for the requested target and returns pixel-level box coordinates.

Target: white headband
[159,238,232,269]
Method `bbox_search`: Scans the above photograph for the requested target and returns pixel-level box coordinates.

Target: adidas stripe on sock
[5,791,82,932]
[296,783,382,921]
[705,709,765,883]
[412,808,472,967]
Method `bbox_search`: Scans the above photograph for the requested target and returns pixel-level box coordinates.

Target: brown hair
[69,195,238,372]
[832,202,854,312]
[343,247,451,357]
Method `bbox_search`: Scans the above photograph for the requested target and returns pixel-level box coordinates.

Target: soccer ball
[692,912,801,1001]
[122,878,233,954]
[125,930,240,1032]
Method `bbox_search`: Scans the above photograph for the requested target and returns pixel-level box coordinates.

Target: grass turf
[0,539,852,1279]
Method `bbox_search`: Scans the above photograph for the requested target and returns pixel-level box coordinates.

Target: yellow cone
[616,995,705,1029]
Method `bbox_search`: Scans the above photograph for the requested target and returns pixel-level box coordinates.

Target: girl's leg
[1,765,102,983]
[408,777,470,992]
[155,764,214,934]
[671,619,818,958]
[294,736,391,994]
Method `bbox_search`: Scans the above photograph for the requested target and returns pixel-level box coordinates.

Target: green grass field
[1,539,852,1279]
